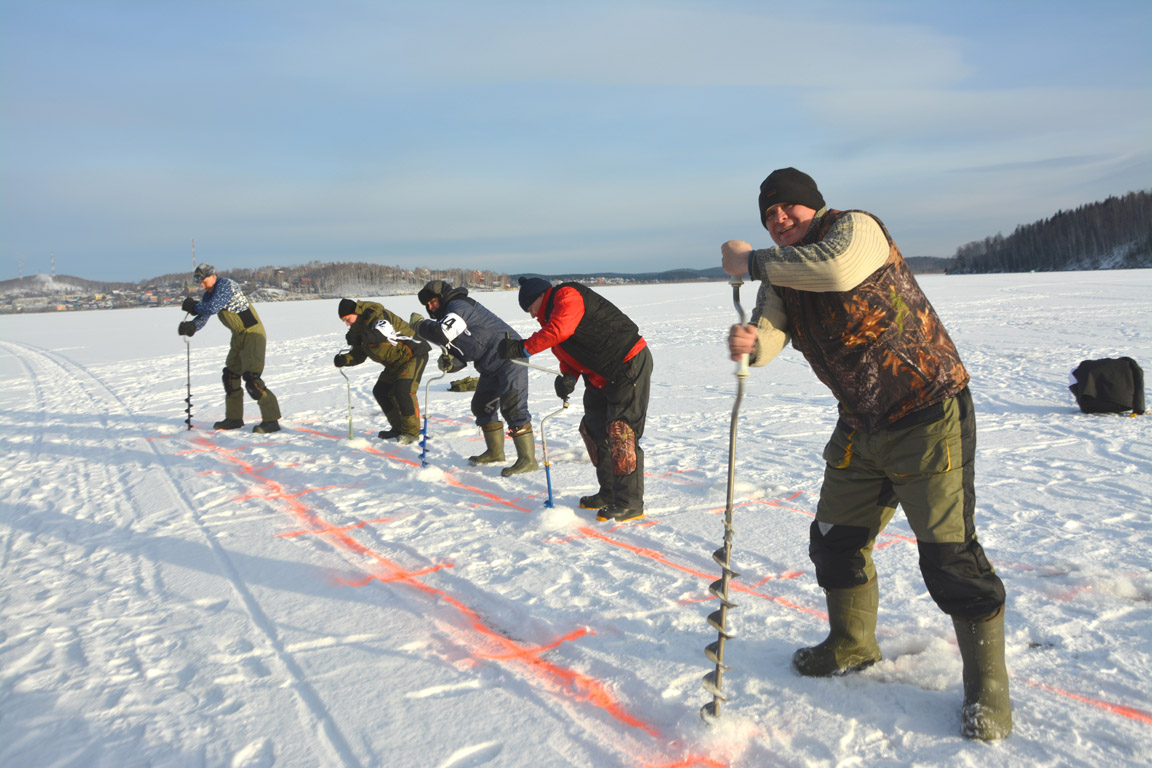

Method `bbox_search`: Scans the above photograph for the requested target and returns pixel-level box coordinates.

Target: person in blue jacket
[415,280,538,476]
[178,264,282,433]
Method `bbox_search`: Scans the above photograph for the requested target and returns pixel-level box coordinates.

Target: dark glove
[497,338,528,360]
[344,330,355,345]
[554,373,577,400]
[178,321,196,337]
[333,353,347,368]
[181,296,198,313]
[438,353,464,373]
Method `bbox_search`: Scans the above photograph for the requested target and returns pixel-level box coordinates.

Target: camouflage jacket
[336,301,427,376]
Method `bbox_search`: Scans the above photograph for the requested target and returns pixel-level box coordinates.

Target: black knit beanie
[337,298,356,318]
[517,276,551,311]
[758,168,825,228]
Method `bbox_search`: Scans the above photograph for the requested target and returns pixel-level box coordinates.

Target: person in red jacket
[500,277,652,522]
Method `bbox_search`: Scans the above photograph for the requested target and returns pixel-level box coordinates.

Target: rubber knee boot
[501,425,539,476]
[469,422,505,465]
[953,606,1013,740]
[792,578,882,676]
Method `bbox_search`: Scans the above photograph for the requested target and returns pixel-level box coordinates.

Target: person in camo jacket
[722,167,1011,740]
[333,298,429,445]
[414,280,538,476]
[178,264,282,433]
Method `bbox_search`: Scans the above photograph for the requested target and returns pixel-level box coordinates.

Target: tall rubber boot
[501,425,539,477]
[469,422,505,465]
[953,606,1013,740]
[792,578,882,676]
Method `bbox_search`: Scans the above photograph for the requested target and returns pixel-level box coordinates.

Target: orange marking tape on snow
[187,437,665,746]
[1021,678,1152,726]
[441,473,531,513]
[576,526,824,619]
[641,758,731,768]
[336,562,454,586]
[277,518,393,539]
[298,426,530,511]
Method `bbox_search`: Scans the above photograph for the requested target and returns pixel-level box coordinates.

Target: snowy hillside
[1,272,1150,767]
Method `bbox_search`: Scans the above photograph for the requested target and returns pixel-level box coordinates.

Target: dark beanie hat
[758,168,825,227]
[337,298,356,318]
[517,276,551,311]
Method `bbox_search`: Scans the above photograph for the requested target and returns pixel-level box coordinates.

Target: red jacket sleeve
[523,287,584,355]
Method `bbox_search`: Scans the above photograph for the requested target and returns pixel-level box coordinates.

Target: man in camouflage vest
[178,264,282,433]
[721,168,1011,740]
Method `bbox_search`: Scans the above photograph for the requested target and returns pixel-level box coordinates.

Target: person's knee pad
[222,368,242,395]
[241,372,266,401]
[607,420,637,475]
[917,540,1005,616]
[578,418,599,465]
[809,520,872,589]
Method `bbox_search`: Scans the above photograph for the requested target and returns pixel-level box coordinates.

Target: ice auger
[184,336,193,430]
[540,397,569,508]
[338,347,354,440]
[419,349,448,467]
[511,358,572,507]
[701,277,751,722]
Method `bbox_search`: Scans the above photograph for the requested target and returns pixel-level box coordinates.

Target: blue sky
[2,0,1149,282]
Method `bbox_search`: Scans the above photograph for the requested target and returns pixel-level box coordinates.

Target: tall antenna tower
[50,251,56,279]
[191,238,196,271]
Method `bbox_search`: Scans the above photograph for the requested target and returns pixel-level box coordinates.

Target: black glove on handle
[554,373,576,400]
[497,338,527,360]
[178,321,196,337]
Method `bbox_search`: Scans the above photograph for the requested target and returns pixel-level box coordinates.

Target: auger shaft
[702,278,750,721]
[540,399,569,508]
[184,336,193,430]
[420,350,447,467]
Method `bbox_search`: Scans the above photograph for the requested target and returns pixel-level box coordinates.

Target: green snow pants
[809,388,1006,619]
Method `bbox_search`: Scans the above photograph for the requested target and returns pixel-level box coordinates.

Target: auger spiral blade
[704,640,730,667]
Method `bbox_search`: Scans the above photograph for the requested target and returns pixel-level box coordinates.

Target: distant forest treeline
[948,190,1151,274]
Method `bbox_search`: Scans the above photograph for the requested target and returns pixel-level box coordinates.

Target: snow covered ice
[1,271,1150,767]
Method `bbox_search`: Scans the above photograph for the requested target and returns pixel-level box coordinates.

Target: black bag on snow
[1069,357,1145,414]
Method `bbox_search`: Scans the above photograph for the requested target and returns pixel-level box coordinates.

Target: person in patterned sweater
[721,168,1011,741]
[178,264,282,433]
[333,298,429,444]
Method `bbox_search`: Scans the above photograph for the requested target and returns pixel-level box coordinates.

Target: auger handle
[731,278,750,379]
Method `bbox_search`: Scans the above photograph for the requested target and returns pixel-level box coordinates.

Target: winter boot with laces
[792,578,882,677]
[501,425,539,476]
[469,422,505,465]
[953,606,1013,740]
